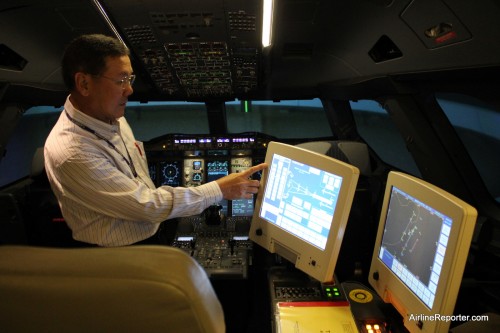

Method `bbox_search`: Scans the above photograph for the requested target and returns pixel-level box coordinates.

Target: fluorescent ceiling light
[262,0,274,47]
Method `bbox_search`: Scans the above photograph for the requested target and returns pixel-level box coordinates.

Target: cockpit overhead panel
[100,0,261,100]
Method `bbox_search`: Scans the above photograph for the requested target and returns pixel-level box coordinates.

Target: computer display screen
[369,171,477,333]
[230,157,255,217]
[259,153,344,251]
[250,141,359,282]
[159,161,181,186]
[231,198,254,217]
[207,160,229,182]
[378,186,452,309]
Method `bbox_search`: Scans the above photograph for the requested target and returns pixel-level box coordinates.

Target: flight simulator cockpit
[145,134,478,333]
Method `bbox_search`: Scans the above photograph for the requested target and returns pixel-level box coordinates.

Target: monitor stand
[267,267,407,333]
[268,266,346,303]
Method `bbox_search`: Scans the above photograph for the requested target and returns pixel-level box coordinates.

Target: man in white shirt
[45,34,267,246]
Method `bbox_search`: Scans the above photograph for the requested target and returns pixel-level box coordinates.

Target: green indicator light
[335,292,340,296]
[244,100,249,113]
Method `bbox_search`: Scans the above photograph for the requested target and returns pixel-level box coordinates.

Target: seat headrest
[0,245,225,333]
[30,147,45,178]
[296,141,371,176]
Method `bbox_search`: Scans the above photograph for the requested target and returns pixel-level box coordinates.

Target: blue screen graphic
[259,153,343,250]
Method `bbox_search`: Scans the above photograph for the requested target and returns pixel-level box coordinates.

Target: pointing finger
[240,163,268,177]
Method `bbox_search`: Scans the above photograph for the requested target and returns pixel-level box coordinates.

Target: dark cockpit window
[125,102,209,140]
[226,99,332,138]
[0,102,209,187]
[436,93,500,202]
[351,100,421,177]
[17,101,210,141]
[1,99,332,186]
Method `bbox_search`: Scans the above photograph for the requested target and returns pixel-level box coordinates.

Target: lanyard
[64,110,138,178]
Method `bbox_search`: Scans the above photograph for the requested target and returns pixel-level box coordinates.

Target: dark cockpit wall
[0,1,112,164]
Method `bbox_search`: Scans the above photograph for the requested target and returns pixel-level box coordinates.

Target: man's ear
[74,72,91,96]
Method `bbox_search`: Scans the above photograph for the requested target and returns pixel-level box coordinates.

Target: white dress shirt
[44,96,222,246]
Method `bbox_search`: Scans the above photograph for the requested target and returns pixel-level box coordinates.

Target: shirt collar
[64,95,121,136]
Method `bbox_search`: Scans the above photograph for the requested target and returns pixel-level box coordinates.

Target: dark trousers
[132,220,177,246]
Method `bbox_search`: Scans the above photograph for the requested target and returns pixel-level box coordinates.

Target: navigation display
[231,156,254,217]
[159,161,181,186]
[232,199,254,217]
[259,153,343,250]
[378,186,451,309]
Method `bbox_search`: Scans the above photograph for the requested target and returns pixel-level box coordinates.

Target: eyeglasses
[95,74,136,89]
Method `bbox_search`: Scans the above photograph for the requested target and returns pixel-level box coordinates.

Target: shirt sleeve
[56,148,223,224]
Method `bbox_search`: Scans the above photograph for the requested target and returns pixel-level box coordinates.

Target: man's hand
[215,163,268,200]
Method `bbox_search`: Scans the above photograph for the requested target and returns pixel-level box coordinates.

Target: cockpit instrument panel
[145,133,276,218]
[184,158,204,187]
[159,161,181,186]
[143,133,288,279]
[207,160,230,182]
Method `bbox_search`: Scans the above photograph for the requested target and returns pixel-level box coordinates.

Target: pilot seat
[0,245,225,333]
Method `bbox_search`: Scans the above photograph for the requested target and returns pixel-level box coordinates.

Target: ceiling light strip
[262,0,274,47]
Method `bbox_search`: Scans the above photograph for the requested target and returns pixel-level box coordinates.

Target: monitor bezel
[249,141,360,283]
[368,171,477,333]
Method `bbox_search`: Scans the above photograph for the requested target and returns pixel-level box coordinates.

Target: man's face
[87,55,134,123]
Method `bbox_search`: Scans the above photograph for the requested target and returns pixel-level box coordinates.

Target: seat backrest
[0,193,27,245]
[24,147,75,247]
[0,245,225,333]
[296,140,371,176]
[30,147,47,183]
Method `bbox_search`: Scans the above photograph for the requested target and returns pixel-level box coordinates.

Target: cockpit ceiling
[1,0,500,104]
[100,0,262,101]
